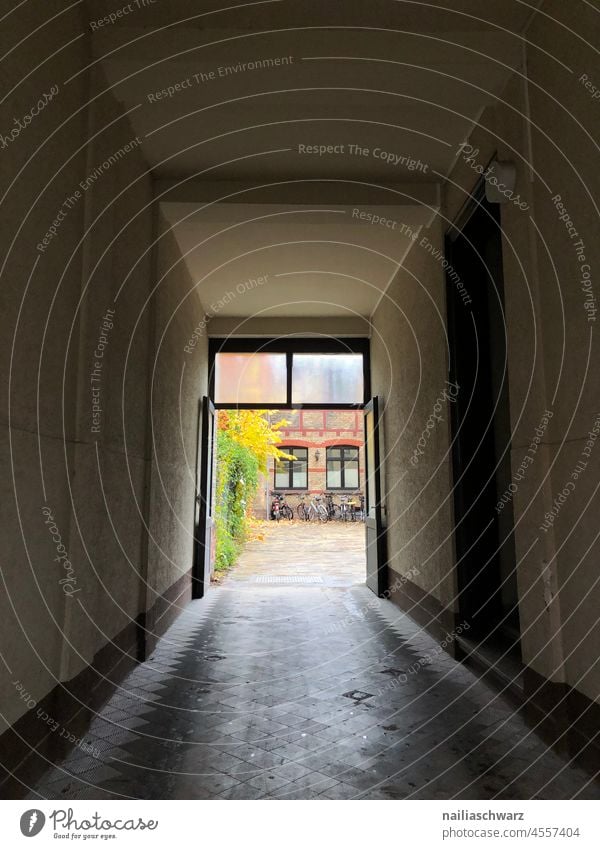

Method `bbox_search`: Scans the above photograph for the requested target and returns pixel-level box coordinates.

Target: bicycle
[271,492,293,520]
[339,493,352,522]
[341,493,365,522]
[324,492,341,520]
[279,495,294,520]
[297,494,328,522]
[349,492,366,522]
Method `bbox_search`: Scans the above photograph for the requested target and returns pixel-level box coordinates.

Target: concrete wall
[0,3,206,731]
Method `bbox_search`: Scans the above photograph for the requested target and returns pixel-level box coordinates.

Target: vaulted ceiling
[88,0,538,320]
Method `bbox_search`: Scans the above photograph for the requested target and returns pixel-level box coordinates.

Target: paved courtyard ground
[25,522,598,800]
[232,519,366,584]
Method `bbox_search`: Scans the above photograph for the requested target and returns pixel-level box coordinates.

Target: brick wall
[253,409,365,518]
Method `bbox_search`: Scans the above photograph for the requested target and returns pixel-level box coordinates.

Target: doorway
[192,339,386,596]
[445,185,520,656]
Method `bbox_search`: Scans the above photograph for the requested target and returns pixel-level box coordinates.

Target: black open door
[445,188,519,645]
[364,397,387,595]
[192,396,216,599]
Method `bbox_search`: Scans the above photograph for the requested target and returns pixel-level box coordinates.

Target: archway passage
[3,0,600,808]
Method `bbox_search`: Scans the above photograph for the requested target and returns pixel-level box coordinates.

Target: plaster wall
[0,4,207,731]
[370,217,457,614]
[443,1,600,700]
[371,2,600,703]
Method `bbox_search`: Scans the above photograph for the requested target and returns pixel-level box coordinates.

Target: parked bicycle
[270,492,294,521]
[339,493,352,522]
[339,492,366,522]
[324,492,341,520]
[297,493,329,522]
[352,492,366,522]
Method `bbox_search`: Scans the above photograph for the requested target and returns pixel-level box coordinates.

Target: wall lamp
[314,449,321,462]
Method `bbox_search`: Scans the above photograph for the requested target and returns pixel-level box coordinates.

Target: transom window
[274,447,308,490]
[326,446,359,489]
[211,340,367,408]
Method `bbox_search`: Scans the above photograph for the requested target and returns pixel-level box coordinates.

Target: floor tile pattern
[26,524,598,799]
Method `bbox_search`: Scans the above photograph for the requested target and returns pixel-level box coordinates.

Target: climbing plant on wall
[215,411,292,570]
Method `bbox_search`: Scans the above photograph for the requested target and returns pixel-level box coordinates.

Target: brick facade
[253,410,365,518]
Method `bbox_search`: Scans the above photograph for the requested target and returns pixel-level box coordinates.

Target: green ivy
[215,430,259,571]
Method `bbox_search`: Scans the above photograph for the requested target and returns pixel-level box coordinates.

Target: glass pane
[327,463,342,488]
[327,447,342,462]
[365,409,376,512]
[292,449,307,487]
[292,354,363,404]
[292,465,307,488]
[215,353,287,404]
[275,463,290,488]
[344,464,359,488]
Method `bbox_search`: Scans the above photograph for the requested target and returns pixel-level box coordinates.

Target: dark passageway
[23,524,595,800]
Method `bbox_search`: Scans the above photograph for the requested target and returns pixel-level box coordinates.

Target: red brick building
[254,409,365,517]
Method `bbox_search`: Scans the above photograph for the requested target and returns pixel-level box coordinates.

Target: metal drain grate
[251,575,324,584]
[342,690,374,704]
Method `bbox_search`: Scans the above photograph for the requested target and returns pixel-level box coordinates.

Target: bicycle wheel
[331,503,341,520]
[282,505,293,520]
[297,503,307,520]
[318,506,329,523]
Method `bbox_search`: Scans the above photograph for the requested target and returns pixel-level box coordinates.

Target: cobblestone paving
[27,523,598,800]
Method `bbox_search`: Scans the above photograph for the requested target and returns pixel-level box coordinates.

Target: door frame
[192,397,216,599]
[364,396,387,596]
[199,336,378,592]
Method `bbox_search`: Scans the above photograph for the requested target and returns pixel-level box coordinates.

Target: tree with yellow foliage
[217,410,293,471]
[215,411,293,570]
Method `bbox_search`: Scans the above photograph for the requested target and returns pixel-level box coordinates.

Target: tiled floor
[26,522,598,799]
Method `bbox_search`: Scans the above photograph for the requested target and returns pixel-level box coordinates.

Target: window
[274,447,308,489]
[326,446,359,489]
[210,340,368,408]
